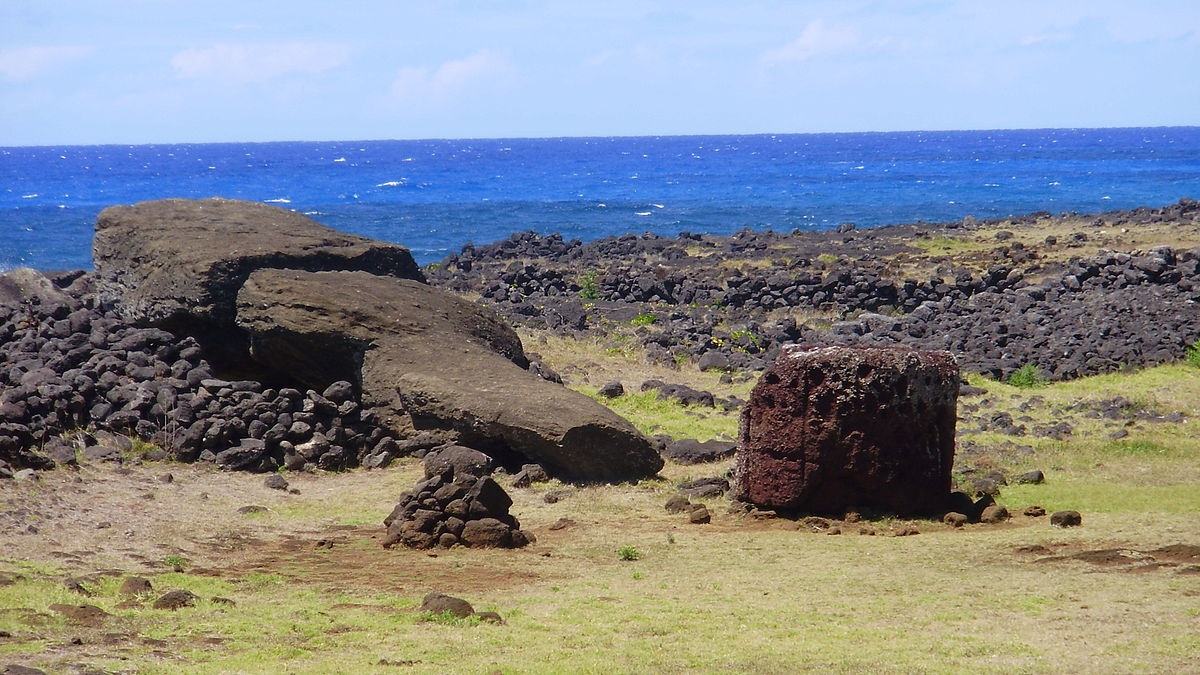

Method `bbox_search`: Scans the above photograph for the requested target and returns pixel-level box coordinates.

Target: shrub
[1007,363,1047,388]
[578,270,600,300]
[1186,339,1200,368]
[630,313,656,326]
[618,545,641,561]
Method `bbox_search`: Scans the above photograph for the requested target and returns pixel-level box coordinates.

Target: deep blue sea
[2,127,1198,271]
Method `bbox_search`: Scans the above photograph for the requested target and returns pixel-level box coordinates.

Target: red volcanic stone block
[732,345,959,516]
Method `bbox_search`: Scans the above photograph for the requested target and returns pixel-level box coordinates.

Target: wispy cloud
[389,50,514,102]
[171,43,350,84]
[761,19,860,66]
[0,46,90,81]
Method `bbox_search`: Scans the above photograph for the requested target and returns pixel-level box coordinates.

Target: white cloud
[762,19,860,66]
[171,43,350,84]
[0,46,90,81]
[389,50,514,102]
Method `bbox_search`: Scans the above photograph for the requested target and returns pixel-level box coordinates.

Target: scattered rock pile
[383,445,533,549]
[814,246,1200,380]
[0,281,409,472]
[426,200,1200,381]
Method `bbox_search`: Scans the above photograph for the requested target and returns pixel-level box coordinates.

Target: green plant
[163,555,188,572]
[618,545,641,561]
[630,313,657,326]
[1109,440,1170,455]
[578,270,601,300]
[1185,339,1200,368]
[1007,363,1047,388]
[729,328,762,353]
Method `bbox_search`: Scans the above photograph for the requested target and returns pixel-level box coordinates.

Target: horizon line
[4,124,1199,150]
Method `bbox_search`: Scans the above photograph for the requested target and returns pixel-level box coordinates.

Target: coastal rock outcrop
[235,269,663,481]
[732,344,959,515]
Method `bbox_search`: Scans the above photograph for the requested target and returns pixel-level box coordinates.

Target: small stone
[237,505,269,515]
[893,526,921,537]
[1014,470,1045,485]
[597,381,625,398]
[548,518,574,531]
[518,463,550,483]
[979,504,1010,524]
[664,494,691,514]
[263,474,289,491]
[118,576,154,596]
[475,611,504,624]
[543,490,570,504]
[688,505,711,524]
[943,512,969,527]
[1023,505,1047,517]
[153,589,198,610]
[420,592,474,618]
[802,516,832,531]
[1050,510,1083,527]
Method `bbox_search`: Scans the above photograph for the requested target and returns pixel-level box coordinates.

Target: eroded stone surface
[93,197,424,331]
[732,344,958,515]
[236,269,663,481]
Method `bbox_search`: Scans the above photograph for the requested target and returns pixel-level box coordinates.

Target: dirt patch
[0,461,566,600]
[212,527,549,596]
[1031,543,1200,573]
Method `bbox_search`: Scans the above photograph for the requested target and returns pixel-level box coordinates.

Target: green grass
[4,364,1200,674]
[910,235,988,255]
[1006,363,1047,388]
[1002,479,1200,514]
[579,388,738,441]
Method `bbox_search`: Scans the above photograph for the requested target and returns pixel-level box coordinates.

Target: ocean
[2,127,1198,271]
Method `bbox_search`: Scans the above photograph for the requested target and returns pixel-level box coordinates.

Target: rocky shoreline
[427,198,1200,380]
[2,199,1198,476]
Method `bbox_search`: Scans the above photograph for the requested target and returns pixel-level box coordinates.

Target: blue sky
[2,1,1198,145]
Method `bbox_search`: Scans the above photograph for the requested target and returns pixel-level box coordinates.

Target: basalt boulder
[235,269,663,482]
[732,344,959,516]
[92,198,424,361]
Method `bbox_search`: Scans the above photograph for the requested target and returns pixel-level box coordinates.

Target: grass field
[2,352,1199,674]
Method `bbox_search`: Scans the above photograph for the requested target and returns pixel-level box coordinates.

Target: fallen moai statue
[84,198,663,482]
